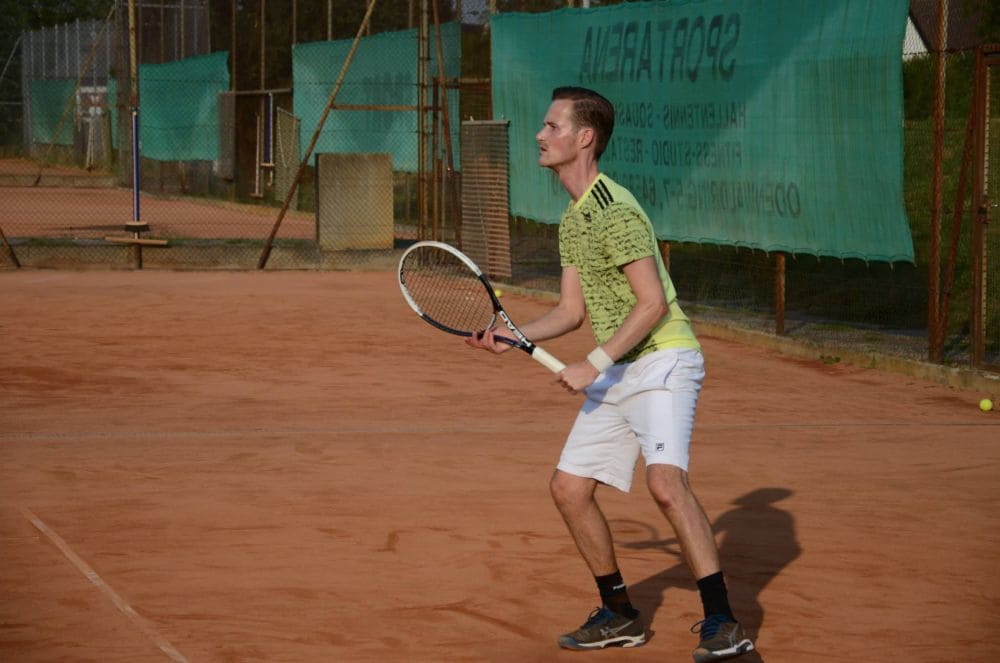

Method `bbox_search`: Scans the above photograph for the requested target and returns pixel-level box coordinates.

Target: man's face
[536,99,581,170]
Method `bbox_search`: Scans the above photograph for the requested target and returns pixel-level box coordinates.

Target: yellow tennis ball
[980,398,993,412]
[493,288,504,298]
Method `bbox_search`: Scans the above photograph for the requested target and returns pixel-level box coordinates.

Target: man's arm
[558,255,667,393]
[596,255,668,361]
[518,265,587,341]
[464,266,587,353]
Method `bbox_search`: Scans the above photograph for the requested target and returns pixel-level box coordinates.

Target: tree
[962,0,1000,43]
[0,0,113,34]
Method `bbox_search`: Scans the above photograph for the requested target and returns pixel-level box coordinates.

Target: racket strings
[400,248,496,334]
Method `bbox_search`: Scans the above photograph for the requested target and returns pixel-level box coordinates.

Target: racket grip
[530,346,566,373]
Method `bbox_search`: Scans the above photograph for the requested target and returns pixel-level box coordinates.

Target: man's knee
[550,469,595,514]
[646,464,692,511]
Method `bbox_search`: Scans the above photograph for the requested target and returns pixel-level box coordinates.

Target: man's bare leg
[550,469,646,650]
[549,469,618,575]
[647,464,753,662]
[645,464,720,578]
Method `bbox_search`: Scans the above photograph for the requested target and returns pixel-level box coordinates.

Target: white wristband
[586,347,614,372]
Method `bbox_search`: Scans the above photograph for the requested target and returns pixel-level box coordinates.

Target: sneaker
[691,614,754,662]
[557,606,646,650]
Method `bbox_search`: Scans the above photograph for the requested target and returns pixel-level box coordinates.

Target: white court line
[22,508,188,663]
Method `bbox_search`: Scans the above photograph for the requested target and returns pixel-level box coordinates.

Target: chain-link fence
[0,0,466,270]
[0,0,997,372]
[973,45,999,370]
[475,0,997,372]
[902,1,998,370]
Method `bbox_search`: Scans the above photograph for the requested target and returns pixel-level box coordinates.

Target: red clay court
[0,158,315,242]
[1,269,997,662]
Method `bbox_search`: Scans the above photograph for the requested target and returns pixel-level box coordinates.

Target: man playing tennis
[466,86,754,662]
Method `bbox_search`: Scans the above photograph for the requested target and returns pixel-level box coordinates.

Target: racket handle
[530,346,566,373]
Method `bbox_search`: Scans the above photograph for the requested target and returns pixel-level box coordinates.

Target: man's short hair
[551,86,615,159]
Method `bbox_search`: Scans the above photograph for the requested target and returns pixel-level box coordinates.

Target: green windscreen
[293,23,461,173]
[492,0,914,262]
[31,79,118,151]
[30,79,77,146]
[138,51,229,161]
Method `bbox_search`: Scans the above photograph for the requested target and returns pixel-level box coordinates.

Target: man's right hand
[464,327,518,355]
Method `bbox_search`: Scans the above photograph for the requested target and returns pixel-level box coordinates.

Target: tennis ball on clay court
[980,398,994,412]
[494,288,504,298]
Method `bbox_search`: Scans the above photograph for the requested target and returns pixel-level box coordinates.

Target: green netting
[138,51,229,161]
[30,79,76,146]
[31,79,118,150]
[293,24,461,173]
[107,79,118,147]
[492,0,914,263]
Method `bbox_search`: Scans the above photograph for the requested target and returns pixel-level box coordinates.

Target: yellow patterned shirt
[559,174,700,362]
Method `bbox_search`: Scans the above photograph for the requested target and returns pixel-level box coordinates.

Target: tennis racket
[397,240,565,373]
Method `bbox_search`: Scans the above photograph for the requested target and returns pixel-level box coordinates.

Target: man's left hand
[556,360,600,394]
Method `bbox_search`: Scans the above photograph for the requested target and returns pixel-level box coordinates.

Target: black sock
[595,571,638,618]
[696,571,735,621]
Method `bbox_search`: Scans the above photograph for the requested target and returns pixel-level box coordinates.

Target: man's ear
[577,126,596,150]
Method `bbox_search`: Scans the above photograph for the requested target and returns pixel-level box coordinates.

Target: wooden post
[431,81,440,240]
[430,0,462,246]
[970,47,988,367]
[417,0,429,240]
[934,95,978,361]
[0,224,20,268]
[230,0,236,90]
[774,252,786,336]
[257,0,380,268]
[125,0,147,270]
[928,0,947,360]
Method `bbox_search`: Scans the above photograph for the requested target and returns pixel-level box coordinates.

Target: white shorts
[557,347,705,493]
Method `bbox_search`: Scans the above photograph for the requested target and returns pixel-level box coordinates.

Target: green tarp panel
[30,79,76,146]
[492,0,914,262]
[107,78,117,147]
[293,23,461,173]
[138,51,229,161]
[30,79,118,150]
